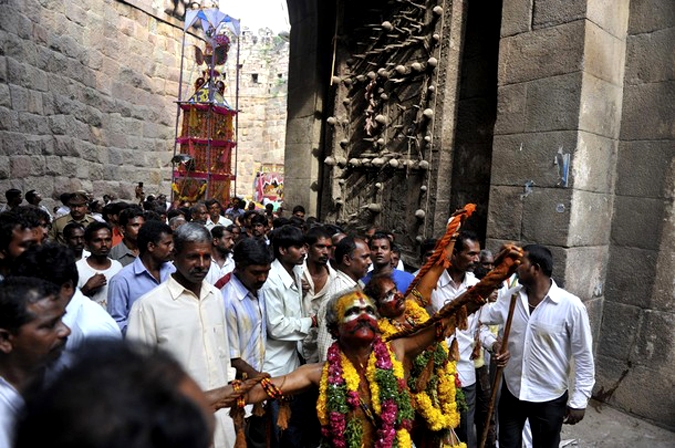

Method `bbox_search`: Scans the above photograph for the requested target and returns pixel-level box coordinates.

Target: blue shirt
[362,269,415,294]
[107,257,175,333]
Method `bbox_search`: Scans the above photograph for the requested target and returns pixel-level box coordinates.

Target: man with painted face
[127,222,236,448]
[316,236,371,362]
[430,230,501,448]
[0,277,70,447]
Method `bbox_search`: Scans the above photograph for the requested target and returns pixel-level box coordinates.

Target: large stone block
[501,0,533,37]
[587,0,630,39]
[525,72,583,132]
[521,186,572,246]
[498,21,585,85]
[572,132,618,194]
[597,301,641,359]
[568,190,613,246]
[487,186,523,241]
[491,131,578,188]
[627,0,675,34]
[10,155,31,178]
[620,81,675,141]
[18,112,50,135]
[583,296,604,346]
[605,246,657,308]
[532,0,585,29]
[0,107,18,131]
[583,21,627,87]
[611,195,664,251]
[563,245,609,301]
[624,27,675,86]
[44,155,63,176]
[579,74,623,138]
[632,310,675,368]
[615,140,674,199]
[494,82,527,135]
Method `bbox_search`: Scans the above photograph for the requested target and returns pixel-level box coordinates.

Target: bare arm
[392,315,457,362]
[246,363,323,404]
[231,358,261,380]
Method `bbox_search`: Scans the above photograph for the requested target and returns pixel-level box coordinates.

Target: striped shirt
[223,274,267,372]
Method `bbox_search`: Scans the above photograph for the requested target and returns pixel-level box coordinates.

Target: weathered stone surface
[627,0,675,34]
[500,0,533,37]
[572,132,618,194]
[525,72,583,132]
[624,27,675,86]
[579,74,623,138]
[620,81,675,141]
[532,0,585,29]
[584,21,627,87]
[605,246,657,308]
[583,296,604,346]
[587,0,630,39]
[597,301,642,359]
[611,196,665,251]
[521,186,572,247]
[615,140,674,199]
[563,245,609,301]
[494,82,527,135]
[632,310,675,368]
[486,185,524,241]
[498,21,585,85]
[491,131,578,188]
[568,190,613,246]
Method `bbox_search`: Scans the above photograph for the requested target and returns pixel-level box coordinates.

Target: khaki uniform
[50,214,96,244]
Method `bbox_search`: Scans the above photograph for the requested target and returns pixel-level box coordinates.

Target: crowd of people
[0,187,595,448]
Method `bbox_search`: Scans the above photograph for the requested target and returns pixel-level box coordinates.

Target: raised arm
[246,363,323,404]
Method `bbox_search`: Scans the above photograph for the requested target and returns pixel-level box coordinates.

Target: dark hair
[59,192,73,205]
[390,243,401,256]
[368,231,391,250]
[119,206,144,227]
[167,208,185,221]
[270,225,304,259]
[102,202,131,223]
[210,226,232,240]
[292,205,305,215]
[0,212,31,253]
[137,221,172,255]
[250,213,267,227]
[15,205,50,227]
[12,243,79,287]
[0,277,60,333]
[455,230,479,253]
[205,199,221,210]
[15,340,211,448]
[522,244,554,277]
[363,272,396,306]
[233,238,273,268]
[420,238,437,258]
[63,222,85,239]
[178,207,192,222]
[324,224,344,236]
[84,221,112,242]
[334,236,358,265]
[25,190,38,204]
[288,216,304,229]
[272,217,289,229]
[305,226,332,246]
[5,188,21,202]
[143,210,162,223]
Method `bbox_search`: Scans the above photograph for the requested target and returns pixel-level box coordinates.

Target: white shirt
[0,377,22,448]
[300,261,336,363]
[206,215,233,230]
[48,289,122,380]
[76,258,123,308]
[205,253,235,285]
[481,281,595,409]
[127,276,235,448]
[431,270,496,387]
[316,269,361,362]
[261,259,311,376]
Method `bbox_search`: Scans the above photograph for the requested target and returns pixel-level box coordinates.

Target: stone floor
[559,400,674,447]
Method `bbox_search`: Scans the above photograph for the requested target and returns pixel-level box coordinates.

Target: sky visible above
[219,0,290,33]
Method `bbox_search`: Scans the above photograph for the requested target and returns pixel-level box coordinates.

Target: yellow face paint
[335,291,374,322]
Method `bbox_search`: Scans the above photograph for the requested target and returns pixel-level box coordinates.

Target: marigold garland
[379,300,463,446]
[317,338,413,448]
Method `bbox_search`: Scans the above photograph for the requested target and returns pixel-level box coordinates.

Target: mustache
[350,319,379,333]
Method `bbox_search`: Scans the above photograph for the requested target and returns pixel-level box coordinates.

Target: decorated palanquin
[171,6,240,204]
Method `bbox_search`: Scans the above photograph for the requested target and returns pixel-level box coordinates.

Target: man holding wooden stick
[480,244,595,448]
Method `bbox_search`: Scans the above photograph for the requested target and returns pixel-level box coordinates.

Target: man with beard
[361,232,414,292]
[261,225,313,447]
[430,230,500,448]
[0,277,70,447]
[63,223,88,261]
[50,192,95,244]
[206,225,235,286]
[316,236,371,362]
[127,222,236,448]
[107,221,175,333]
[300,226,335,364]
[76,222,123,309]
[109,207,145,267]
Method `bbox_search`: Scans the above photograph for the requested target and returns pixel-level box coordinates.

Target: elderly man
[127,222,235,448]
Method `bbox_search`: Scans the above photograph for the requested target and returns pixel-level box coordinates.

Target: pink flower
[347,391,360,408]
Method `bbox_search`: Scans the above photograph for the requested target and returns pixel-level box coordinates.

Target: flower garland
[379,300,463,444]
[317,338,413,448]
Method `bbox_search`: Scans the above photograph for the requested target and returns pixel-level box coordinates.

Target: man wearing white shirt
[481,244,595,448]
[431,231,499,448]
[261,225,314,447]
[206,225,235,285]
[76,222,123,309]
[206,199,233,230]
[127,223,235,448]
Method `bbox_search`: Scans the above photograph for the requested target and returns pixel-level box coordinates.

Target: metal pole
[234,29,240,200]
[172,28,188,203]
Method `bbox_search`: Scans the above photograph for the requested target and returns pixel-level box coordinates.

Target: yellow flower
[397,429,413,448]
[366,349,381,414]
[317,363,329,425]
[388,344,405,380]
[340,353,360,392]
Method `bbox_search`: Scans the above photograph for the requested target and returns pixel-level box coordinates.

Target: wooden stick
[478,292,519,448]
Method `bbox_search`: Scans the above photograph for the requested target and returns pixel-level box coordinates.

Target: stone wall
[230,29,288,198]
[0,0,195,210]
[597,0,675,429]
